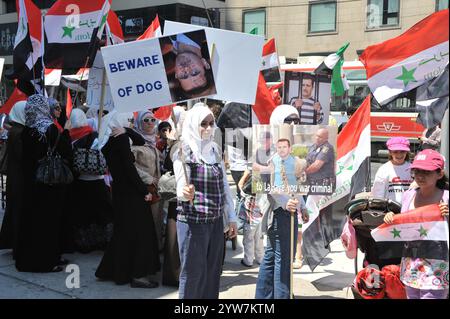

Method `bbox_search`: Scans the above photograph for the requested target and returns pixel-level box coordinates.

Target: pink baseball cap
[386,137,410,152]
[410,149,445,171]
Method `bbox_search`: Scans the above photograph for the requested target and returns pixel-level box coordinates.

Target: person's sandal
[51,266,64,272]
[293,259,303,269]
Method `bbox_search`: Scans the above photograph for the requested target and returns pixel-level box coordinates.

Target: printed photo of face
[276,140,291,159]
[175,51,210,93]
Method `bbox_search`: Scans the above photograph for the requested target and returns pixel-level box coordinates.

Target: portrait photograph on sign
[251,124,337,195]
[159,29,216,103]
[283,72,331,125]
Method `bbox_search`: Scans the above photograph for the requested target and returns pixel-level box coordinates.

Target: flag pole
[72,55,91,109]
[290,192,295,299]
[97,68,107,133]
[201,0,214,27]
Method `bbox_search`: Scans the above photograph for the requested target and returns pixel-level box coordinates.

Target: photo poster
[251,124,338,195]
[283,71,331,125]
[101,29,216,113]
[163,20,265,105]
[87,52,115,111]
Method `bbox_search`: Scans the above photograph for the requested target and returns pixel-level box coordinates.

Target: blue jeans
[255,208,298,299]
[177,218,224,299]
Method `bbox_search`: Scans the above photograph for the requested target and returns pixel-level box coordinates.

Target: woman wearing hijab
[95,111,160,288]
[173,103,238,299]
[132,110,164,251]
[255,104,307,299]
[0,102,27,258]
[15,95,73,273]
[68,109,113,253]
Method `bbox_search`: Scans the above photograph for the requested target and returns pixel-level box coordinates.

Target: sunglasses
[200,121,215,128]
[143,118,157,123]
[284,116,301,124]
[54,106,62,111]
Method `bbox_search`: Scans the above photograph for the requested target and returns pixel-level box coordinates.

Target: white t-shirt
[371,161,413,203]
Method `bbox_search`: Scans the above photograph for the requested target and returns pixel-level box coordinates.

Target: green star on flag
[62,25,75,38]
[391,228,401,238]
[396,66,417,87]
[417,225,428,237]
[249,27,258,35]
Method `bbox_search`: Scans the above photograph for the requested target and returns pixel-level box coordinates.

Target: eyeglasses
[283,116,301,125]
[54,106,61,111]
[143,118,157,123]
[200,121,215,128]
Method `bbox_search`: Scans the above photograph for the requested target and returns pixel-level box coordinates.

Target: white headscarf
[70,108,88,128]
[8,101,27,126]
[85,107,98,119]
[269,104,298,125]
[97,111,134,150]
[181,102,219,164]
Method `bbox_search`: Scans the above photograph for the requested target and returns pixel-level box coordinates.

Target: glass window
[308,1,337,33]
[436,0,449,11]
[243,10,266,36]
[367,0,399,29]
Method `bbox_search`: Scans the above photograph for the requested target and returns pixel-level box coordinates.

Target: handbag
[36,132,74,185]
[73,147,107,175]
[157,171,176,200]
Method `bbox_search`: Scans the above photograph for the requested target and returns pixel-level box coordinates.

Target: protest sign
[87,53,115,111]
[164,21,265,105]
[283,72,331,125]
[101,29,214,112]
[252,124,337,195]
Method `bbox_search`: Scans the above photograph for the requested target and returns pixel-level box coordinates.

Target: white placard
[101,37,172,112]
[87,53,115,111]
[164,21,265,105]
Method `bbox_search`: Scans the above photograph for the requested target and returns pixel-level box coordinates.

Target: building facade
[221,0,448,61]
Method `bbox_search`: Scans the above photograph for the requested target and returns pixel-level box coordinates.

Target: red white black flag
[44,0,111,69]
[7,0,43,83]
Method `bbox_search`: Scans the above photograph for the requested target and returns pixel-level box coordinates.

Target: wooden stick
[290,192,295,300]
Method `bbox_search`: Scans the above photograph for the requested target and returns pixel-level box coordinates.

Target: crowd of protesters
[0,94,448,300]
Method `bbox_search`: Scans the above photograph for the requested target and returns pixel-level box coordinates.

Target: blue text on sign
[109,55,160,73]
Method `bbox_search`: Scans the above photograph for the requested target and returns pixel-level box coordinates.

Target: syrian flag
[7,0,43,83]
[137,15,162,40]
[61,68,89,92]
[252,73,278,124]
[44,68,62,86]
[315,43,350,97]
[106,10,124,45]
[415,63,449,128]
[303,96,371,270]
[44,0,111,69]
[0,86,28,115]
[360,9,449,105]
[261,38,281,83]
[371,204,449,260]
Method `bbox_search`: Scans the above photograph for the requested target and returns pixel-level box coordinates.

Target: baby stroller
[344,197,403,299]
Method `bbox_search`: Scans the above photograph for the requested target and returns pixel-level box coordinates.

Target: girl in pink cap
[384,149,449,299]
[371,137,413,203]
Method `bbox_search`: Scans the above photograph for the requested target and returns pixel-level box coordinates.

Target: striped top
[299,98,323,124]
